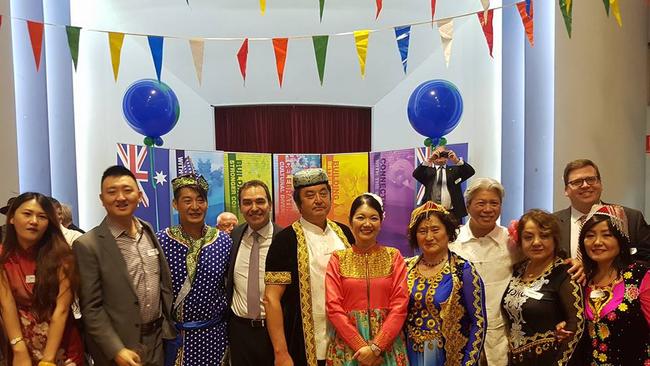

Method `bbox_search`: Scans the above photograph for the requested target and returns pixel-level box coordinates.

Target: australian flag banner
[116,143,172,231]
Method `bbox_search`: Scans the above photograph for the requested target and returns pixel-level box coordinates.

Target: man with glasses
[554,159,650,260]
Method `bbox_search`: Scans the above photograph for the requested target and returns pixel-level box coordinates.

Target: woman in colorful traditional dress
[501,209,584,365]
[0,192,83,366]
[404,201,486,366]
[325,193,409,366]
[570,204,650,365]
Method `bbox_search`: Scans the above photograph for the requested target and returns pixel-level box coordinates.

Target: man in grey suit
[73,165,175,366]
[554,159,650,260]
[227,180,282,366]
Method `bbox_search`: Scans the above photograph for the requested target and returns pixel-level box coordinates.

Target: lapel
[96,219,139,299]
[229,223,248,275]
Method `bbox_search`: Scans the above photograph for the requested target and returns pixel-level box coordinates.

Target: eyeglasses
[567,176,600,189]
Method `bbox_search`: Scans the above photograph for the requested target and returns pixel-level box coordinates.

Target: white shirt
[231,221,274,318]
[61,225,82,246]
[424,159,465,209]
[570,206,589,258]
[299,217,347,360]
[449,224,522,329]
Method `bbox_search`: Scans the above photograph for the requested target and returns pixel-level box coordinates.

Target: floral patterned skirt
[326,309,408,366]
[17,308,84,365]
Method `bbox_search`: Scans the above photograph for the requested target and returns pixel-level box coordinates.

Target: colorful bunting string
[477,9,494,57]
[26,21,44,71]
[272,38,288,87]
[353,30,370,79]
[437,19,453,67]
[260,0,266,15]
[394,26,411,73]
[516,0,534,46]
[318,0,325,21]
[602,0,610,15]
[147,35,164,81]
[189,39,205,84]
[237,38,249,83]
[312,35,329,85]
[431,0,437,23]
[108,32,125,81]
[611,0,622,27]
[66,26,81,70]
[376,0,383,19]
[559,0,572,37]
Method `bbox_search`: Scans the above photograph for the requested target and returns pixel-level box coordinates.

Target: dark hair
[49,197,62,209]
[516,209,565,259]
[408,210,459,249]
[349,194,384,223]
[101,165,137,189]
[578,215,632,281]
[173,185,208,200]
[563,159,601,186]
[292,182,332,206]
[0,192,78,321]
[238,180,272,204]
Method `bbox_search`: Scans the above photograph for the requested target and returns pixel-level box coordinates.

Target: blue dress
[405,251,487,366]
[157,225,232,365]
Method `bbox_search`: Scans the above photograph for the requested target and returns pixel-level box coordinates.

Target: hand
[447,150,460,164]
[12,350,32,366]
[353,346,379,366]
[274,351,294,366]
[114,348,141,366]
[565,258,586,286]
[555,321,575,342]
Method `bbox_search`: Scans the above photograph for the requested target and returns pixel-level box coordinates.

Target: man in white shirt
[263,168,354,366]
[227,180,282,366]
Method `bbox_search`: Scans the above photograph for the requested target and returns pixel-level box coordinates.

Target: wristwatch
[370,343,382,357]
[9,336,24,346]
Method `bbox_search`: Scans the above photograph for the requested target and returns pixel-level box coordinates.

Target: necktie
[432,166,443,204]
[247,231,261,319]
[576,215,587,261]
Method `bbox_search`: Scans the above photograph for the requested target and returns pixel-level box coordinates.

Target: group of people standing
[0,154,648,366]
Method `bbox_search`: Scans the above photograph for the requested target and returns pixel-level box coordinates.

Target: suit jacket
[554,205,650,261]
[73,218,176,366]
[226,221,283,310]
[413,161,476,220]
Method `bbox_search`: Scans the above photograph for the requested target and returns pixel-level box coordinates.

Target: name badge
[25,275,36,284]
[147,248,159,257]
[523,288,543,300]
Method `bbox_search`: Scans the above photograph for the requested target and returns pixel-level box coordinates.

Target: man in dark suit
[73,166,175,366]
[227,180,282,365]
[413,145,475,220]
[554,159,650,260]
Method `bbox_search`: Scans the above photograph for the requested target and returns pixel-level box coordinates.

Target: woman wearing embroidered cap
[404,201,486,366]
[0,192,83,365]
[569,204,650,365]
[501,209,584,365]
[325,193,409,366]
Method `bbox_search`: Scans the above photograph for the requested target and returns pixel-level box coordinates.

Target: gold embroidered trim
[264,271,292,285]
[337,246,395,279]
[292,221,318,366]
[327,219,352,249]
[440,255,468,366]
[558,273,584,364]
[466,261,486,365]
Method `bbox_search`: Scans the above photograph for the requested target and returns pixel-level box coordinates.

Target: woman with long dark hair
[0,192,83,365]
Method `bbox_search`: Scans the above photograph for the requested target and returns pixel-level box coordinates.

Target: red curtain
[215,105,371,153]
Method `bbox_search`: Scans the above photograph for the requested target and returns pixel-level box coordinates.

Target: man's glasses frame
[567,176,600,189]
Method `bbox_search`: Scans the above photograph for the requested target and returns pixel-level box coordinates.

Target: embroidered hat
[580,204,629,242]
[171,157,209,194]
[292,168,329,189]
[0,197,16,215]
[408,201,450,230]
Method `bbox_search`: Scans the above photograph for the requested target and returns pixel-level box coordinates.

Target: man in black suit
[554,159,650,260]
[227,180,282,365]
[413,145,475,220]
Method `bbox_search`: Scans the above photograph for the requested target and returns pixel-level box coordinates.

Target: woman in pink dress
[325,193,409,366]
[0,193,83,366]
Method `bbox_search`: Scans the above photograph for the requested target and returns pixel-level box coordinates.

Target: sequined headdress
[408,201,449,230]
[171,157,209,194]
[580,204,629,241]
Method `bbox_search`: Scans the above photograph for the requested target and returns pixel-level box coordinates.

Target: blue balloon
[407,79,463,139]
[122,79,180,142]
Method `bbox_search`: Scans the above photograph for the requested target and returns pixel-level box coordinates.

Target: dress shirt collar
[457,222,508,244]
[570,205,598,223]
[299,216,330,234]
[105,216,143,239]
[244,220,273,240]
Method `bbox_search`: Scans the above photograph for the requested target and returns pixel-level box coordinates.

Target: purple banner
[370,149,416,257]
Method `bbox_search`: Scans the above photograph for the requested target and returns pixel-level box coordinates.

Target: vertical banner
[224,152,273,222]
[322,153,369,224]
[272,154,321,227]
[370,149,416,257]
[116,144,171,232]
[172,150,225,227]
[415,142,469,209]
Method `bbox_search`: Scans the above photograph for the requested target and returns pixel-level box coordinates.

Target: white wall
[71,0,504,226]
[554,1,648,212]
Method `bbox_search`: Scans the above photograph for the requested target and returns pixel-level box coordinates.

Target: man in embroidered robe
[263,168,355,366]
[156,157,233,365]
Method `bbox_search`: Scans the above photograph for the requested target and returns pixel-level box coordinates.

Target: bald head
[216,212,238,234]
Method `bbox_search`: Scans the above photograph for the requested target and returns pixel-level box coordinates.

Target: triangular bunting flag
[66,26,81,70]
[272,38,288,87]
[375,0,383,19]
[437,19,453,67]
[312,35,328,85]
[237,39,249,83]
[394,26,411,73]
[602,0,610,16]
[611,0,622,27]
[260,0,266,15]
[477,9,494,57]
[26,21,44,71]
[108,32,125,81]
[480,0,490,10]
[319,0,325,21]
[189,39,204,84]
[525,0,532,17]
[431,0,437,22]
[516,1,534,47]
[0,15,3,30]
[559,0,573,37]
[353,30,370,79]
[147,35,164,81]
